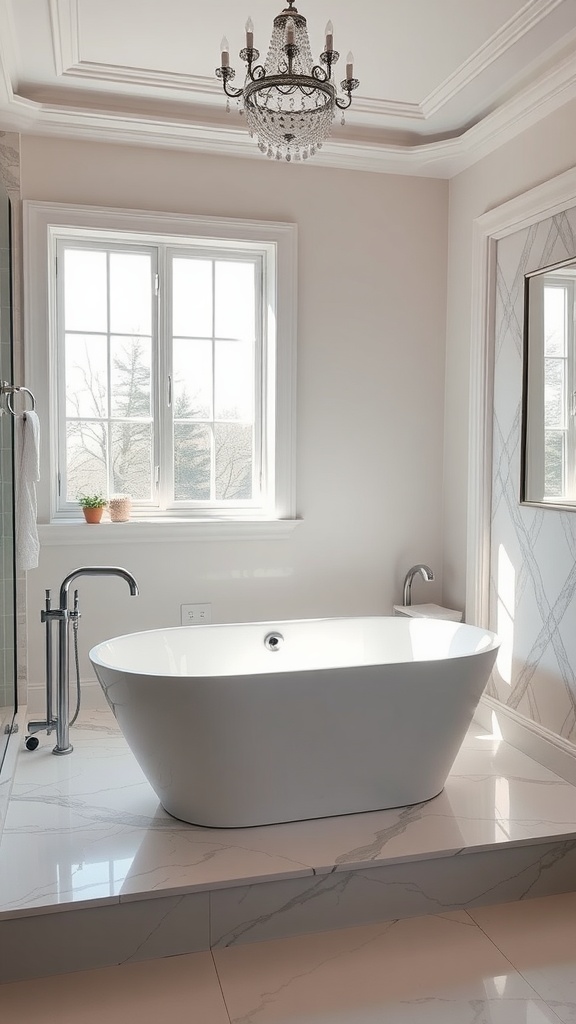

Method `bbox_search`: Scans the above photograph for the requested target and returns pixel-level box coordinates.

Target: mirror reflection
[522,259,576,507]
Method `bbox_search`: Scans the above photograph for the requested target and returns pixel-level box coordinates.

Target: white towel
[16,409,40,572]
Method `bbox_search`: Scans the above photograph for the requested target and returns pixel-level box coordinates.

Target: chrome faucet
[30,567,139,756]
[402,564,434,606]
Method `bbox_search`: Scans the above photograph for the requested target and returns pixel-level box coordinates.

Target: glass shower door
[0,181,16,772]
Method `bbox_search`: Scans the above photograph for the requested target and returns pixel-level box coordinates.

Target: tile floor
[2,891,575,1023]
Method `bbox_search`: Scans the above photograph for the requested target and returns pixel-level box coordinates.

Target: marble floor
[2,707,576,918]
[2,890,576,1023]
[3,705,576,994]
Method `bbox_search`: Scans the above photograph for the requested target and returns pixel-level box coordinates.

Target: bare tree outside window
[62,244,257,509]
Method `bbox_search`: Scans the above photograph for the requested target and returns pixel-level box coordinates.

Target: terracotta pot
[82,506,104,524]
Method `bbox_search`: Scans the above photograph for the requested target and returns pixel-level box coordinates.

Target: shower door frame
[0,181,17,773]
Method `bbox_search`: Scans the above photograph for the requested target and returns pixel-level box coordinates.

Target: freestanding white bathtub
[89,616,499,828]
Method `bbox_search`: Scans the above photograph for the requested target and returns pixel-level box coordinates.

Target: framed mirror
[522,257,576,509]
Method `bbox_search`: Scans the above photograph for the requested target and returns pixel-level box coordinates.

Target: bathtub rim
[89,615,500,680]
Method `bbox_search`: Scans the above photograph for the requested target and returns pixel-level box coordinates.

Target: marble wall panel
[491,209,576,744]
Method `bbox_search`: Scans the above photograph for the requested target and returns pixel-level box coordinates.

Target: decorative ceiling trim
[0,0,18,105]
[2,0,576,177]
[45,0,567,126]
[59,60,218,96]
[421,0,567,116]
[55,57,427,122]
[7,41,575,179]
[49,0,79,76]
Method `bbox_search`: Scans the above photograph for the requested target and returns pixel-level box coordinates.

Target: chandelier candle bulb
[245,17,254,49]
[220,36,229,67]
[325,20,333,51]
[346,51,354,80]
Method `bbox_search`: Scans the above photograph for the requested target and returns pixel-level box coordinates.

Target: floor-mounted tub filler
[89,616,499,828]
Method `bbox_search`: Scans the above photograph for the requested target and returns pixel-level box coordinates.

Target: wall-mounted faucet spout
[39,566,139,756]
[59,566,139,609]
[402,564,434,607]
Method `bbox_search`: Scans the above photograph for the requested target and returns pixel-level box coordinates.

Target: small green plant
[77,493,108,509]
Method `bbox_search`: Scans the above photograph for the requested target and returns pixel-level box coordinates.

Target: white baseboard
[474,694,576,785]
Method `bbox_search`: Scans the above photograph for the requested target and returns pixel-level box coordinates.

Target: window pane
[111,422,153,499]
[111,337,152,418]
[173,338,212,420]
[110,253,152,335]
[215,338,254,421]
[544,431,565,496]
[215,261,255,340]
[173,258,212,337]
[544,286,567,357]
[215,423,253,500]
[65,334,108,418]
[66,421,108,501]
[174,424,211,500]
[544,358,565,428]
[64,250,107,333]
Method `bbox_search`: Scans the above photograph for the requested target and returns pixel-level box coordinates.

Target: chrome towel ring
[0,381,36,416]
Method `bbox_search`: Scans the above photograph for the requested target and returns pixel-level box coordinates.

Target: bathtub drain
[264,632,284,651]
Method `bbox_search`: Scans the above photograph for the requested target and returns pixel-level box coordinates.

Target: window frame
[24,202,297,529]
[523,265,576,506]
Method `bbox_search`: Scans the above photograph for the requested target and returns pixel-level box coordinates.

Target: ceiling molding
[59,59,218,97]
[49,0,79,75]
[54,58,427,123]
[2,0,576,178]
[46,0,567,126]
[421,0,566,116]
[0,0,18,106]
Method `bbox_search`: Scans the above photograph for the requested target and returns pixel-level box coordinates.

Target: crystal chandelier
[216,1,359,162]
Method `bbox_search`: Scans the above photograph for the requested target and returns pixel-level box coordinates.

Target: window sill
[38,518,302,545]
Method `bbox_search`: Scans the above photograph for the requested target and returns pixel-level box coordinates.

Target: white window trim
[524,267,576,504]
[24,201,299,538]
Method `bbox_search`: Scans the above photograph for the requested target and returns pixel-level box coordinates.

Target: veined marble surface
[3,893,576,1023]
[1,708,576,919]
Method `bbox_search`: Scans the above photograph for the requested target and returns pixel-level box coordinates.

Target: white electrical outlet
[181,603,212,626]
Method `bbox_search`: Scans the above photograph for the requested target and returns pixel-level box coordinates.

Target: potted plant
[78,493,107,524]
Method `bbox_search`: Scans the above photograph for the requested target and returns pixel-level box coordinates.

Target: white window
[24,204,297,525]
[524,267,576,505]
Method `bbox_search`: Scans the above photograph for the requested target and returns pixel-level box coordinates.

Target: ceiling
[1,0,576,176]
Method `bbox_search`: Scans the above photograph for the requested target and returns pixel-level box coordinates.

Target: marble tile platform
[2,708,576,982]
[4,892,576,1024]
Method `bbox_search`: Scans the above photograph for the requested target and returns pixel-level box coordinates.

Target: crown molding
[46,0,567,126]
[1,0,575,177]
[421,0,566,117]
[49,0,78,76]
[8,44,573,179]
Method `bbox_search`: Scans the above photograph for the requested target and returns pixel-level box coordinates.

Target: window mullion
[55,239,68,512]
[106,251,112,496]
[211,259,216,501]
[569,282,576,496]
[254,256,264,505]
[158,246,174,508]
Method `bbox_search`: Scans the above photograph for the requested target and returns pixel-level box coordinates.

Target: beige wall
[444,99,576,613]
[20,136,448,702]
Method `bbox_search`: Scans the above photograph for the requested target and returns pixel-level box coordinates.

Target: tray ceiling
[1,0,576,175]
